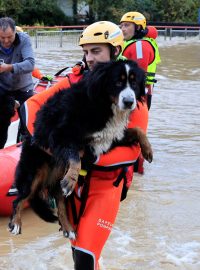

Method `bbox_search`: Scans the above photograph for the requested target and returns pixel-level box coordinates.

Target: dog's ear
[127,60,146,99]
[138,68,146,97]
[86,61,114,102]
[132,62,146,99]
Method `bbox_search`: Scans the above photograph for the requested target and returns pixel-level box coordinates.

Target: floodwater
[0,37,200,270]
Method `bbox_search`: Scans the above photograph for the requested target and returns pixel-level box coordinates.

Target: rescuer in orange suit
[19,21,149,270]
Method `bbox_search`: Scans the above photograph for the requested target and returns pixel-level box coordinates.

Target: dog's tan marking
[31,164,49,193]
[9,163,52,235]
[121,74,126,80]
[61,159,81,196]
[11,199,25,231]
[126,127,153,162]
[14,100,20,109]
[56,195,76,239]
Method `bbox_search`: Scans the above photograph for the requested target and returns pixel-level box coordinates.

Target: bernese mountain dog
[8,60,153,239]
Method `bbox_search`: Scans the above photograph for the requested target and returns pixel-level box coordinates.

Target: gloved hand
[41,75,53,81]
[72,60,86,75]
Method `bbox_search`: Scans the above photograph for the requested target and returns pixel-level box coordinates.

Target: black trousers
[72,247,94,270]
[0,90,33,149]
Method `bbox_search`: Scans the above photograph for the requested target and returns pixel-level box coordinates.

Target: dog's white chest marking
[90,104,130,156]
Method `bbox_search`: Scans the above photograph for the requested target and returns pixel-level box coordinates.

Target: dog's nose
[123,97,134,109]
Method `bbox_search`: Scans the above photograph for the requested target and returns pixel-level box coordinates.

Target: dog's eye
[130,74,135,80]
[129,74,136,85]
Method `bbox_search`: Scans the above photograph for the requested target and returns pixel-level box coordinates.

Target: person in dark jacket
[0,17,35,148]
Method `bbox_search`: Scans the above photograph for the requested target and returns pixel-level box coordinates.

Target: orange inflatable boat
[0,144,22,216]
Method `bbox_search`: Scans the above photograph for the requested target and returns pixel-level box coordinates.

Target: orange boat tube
[0,144,21,216]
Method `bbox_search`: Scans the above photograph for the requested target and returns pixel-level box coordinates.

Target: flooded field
[0,37,200,270]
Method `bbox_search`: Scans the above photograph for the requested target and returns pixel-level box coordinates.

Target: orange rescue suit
[67,100,148,270]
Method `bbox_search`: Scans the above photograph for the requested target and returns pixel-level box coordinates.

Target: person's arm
[94,101,149,168]
[0,63,13,73]
[12,33,35,74]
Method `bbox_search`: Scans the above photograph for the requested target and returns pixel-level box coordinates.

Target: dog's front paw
[63,230,76,240]
[141,143,153,163]
[60,175,78,197]
[59,224,76,240]
[8,221,21,235]
[60,178,71,197]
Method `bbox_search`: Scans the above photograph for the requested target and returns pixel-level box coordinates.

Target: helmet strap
[109,45,121,60]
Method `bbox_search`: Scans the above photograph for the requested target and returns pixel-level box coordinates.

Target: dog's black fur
[8,60,152,238]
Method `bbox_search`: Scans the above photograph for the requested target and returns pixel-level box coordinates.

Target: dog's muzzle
[122,97,135,109]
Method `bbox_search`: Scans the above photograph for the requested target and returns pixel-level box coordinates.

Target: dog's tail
[29,193,58,223]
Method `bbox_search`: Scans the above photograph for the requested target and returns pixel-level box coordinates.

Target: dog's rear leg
[8,197,27,235]
[60,159,81,197]
[56,194,76,240]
